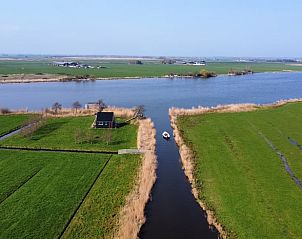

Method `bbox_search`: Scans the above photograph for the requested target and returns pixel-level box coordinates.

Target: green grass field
[1,60,302,78]
[0,150,140,239]
[62,154,140,239]
[178,103,302,239]
[0,112,141,238]
[0,114,34,136]
[0,116,137,151]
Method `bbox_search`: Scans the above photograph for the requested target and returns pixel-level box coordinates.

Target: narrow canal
[1,72,302,238]
[139,108,218,238]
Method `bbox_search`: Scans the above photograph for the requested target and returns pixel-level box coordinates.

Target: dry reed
[41,107,136,119]
[114,118,157,239]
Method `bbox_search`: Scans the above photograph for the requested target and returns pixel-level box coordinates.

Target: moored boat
[162,131,170,139]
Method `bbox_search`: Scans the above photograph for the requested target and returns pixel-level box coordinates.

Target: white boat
[162,131,170,139]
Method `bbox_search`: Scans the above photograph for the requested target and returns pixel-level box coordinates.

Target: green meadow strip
[178,102,302,239]
[62,155,141,239]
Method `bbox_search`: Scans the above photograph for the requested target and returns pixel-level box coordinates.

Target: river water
[1,72,302,238]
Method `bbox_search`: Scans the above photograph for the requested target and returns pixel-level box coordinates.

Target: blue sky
[1,0,301,57]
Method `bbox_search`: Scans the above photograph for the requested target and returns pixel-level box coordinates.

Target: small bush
[0,108,12,114]
[20,115,45,138]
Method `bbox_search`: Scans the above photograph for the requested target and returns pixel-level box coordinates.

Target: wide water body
[1,72,302,238]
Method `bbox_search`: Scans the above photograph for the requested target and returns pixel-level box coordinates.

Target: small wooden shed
[95,112,115,128]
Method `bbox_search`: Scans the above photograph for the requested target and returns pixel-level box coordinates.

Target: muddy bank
[115,118,157,239]
[169,98,302,239]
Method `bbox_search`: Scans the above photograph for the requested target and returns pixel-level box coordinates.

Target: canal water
[1,72,302,238]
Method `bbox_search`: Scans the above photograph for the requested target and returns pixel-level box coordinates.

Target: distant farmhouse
[161,59,177,64]
[161,59,206,66]
[94,112,115,129]
[183,61,206,66]
[52,61,105,69]
[85,102,100,110]
[128,60,143,65]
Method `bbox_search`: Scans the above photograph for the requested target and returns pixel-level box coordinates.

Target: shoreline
[115,118,157,239]
[0,75,203,84]
[169,98,302,239]
[1,71,302,84]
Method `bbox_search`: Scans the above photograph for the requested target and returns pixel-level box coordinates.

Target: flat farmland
[0,114,34,136]
[62,154,140,239]
[177,102,302,238]
[1,60,302,79]
[0,150,140,239]
[0,116,137,151]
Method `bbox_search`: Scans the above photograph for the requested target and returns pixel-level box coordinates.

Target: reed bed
[169,98,302,117]
[115,118,157,239]
[39,107,136,119]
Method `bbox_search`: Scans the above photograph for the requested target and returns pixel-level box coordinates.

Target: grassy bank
[0,114,34,136]
[176,102,302,239]
[0,116,137,151]
[1,60,302,80]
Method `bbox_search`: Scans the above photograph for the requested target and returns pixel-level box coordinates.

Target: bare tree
[135,105,145,119]
[72,101,82,114]
[96,99,107,112]
[52,102,62,114]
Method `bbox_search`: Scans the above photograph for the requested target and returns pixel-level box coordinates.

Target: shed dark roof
[96,112,114,122]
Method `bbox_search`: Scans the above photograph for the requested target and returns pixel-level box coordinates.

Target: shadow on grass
[30,122,67,140]
[109,140,126,145]
[116,122,130,128]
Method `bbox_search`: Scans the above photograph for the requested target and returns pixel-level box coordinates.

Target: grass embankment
[0,151,141,239]
[0,114,34,136]
[62,155,140,239]
[0,116,137,151]
[1,60,302,80]
[176,102,302,239]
